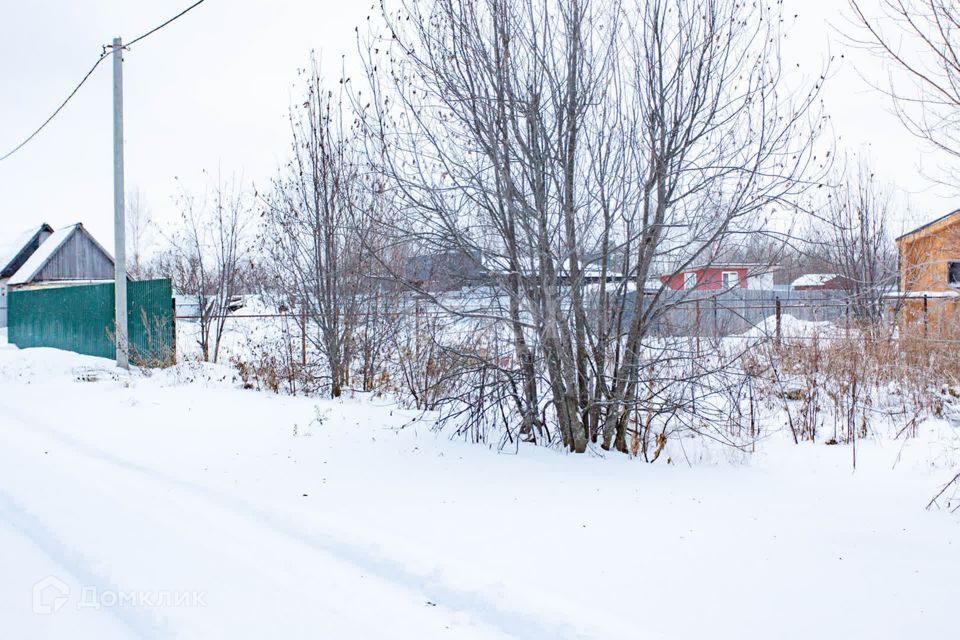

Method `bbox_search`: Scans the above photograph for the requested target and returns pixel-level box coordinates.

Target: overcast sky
[0,0,955,253]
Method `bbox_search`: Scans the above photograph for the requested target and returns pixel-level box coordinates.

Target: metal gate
[7,279,174,365]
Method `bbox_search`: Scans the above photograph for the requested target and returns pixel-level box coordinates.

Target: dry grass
[751,323,960,450]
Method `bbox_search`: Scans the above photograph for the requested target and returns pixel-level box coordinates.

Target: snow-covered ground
[1,331,957,639]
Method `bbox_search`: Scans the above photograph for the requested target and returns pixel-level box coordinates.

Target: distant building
[660,263,775,291]
[404,249,488,292]
[791,273,852,291]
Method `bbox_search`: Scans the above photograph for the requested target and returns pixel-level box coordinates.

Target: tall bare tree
[362,0,826,452]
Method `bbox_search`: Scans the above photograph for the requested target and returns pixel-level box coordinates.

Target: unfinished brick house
[896,209,960,335]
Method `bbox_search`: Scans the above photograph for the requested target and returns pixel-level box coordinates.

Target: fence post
[775,297,782,346]
[695,298,701,357]
[415,297,423,360]
[712,295,719,337]
[171,297,177,364]
[301,306,307,366]
[845,300,850,340]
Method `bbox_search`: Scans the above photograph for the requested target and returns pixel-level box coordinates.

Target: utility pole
[112,37,129,369]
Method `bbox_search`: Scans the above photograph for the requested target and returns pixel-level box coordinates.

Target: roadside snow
[0,337,957,639]
[739,313,838,340]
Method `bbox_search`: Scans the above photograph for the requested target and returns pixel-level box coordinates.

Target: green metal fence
[8,279,174,365]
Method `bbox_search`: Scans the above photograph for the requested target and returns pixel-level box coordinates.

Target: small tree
[165,175,254,363]
[810,159,898,326]
[126,187,153,280]
[263,58,392,398]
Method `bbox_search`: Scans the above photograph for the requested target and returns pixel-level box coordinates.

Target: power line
[0,0,210,163]
[0,53,110,163]
[126,0,208,49]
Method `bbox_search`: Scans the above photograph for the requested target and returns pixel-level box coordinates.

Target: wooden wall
[898,215,960,293]
[34,228,114,283]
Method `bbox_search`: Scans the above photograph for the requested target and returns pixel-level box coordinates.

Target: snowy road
[0,372,558,639]
[1,342,957,639]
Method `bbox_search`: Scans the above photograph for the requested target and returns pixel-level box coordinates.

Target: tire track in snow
[0,400,601,640]
[0,487,172,640]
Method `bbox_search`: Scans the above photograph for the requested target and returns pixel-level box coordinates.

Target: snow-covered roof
[0,224,50,275]
[5,223,116,287]
[791,273,839,288]
[885,290,960,299]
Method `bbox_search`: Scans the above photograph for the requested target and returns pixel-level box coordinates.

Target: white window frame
[683,272,697,290]
[722,271,739,289]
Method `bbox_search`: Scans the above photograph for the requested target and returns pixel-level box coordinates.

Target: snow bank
[0,329,241,390]
[740,313,838,340]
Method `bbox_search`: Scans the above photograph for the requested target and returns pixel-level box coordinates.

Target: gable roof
[0,224,53,278]
[7,223,115,286]
[896,209,960,242]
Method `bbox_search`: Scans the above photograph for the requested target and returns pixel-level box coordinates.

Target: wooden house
[895,209,960,335]
[6,223,116,290]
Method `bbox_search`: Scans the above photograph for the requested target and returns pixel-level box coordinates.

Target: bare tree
[126,187,153,280]
[809,158,898,326]
[362,0,826,452]
[164,175,253,363]
[263,59,391,398]
[849,0,960,184]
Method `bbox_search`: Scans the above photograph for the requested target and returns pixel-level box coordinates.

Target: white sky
[0,0,955,252]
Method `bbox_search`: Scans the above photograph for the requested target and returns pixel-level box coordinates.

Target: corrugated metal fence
[8,279,174,365]
[626,289,854,336]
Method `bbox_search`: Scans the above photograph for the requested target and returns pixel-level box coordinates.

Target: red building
[661,263,768,291]
[791,273,853,291]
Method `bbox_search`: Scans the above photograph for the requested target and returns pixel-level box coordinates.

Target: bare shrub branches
[262,58,399,398]
[162,175,254,363]
[848,0,960,184]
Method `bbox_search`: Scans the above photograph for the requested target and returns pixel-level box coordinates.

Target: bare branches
[848,0,960,184]
[926,470,960,511]
[263,56,397,398]
[164,175,255,363]
[808,156,898,326]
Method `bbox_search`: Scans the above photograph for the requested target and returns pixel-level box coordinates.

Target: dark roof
[0,223,54,279]
[896,209,960,242]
